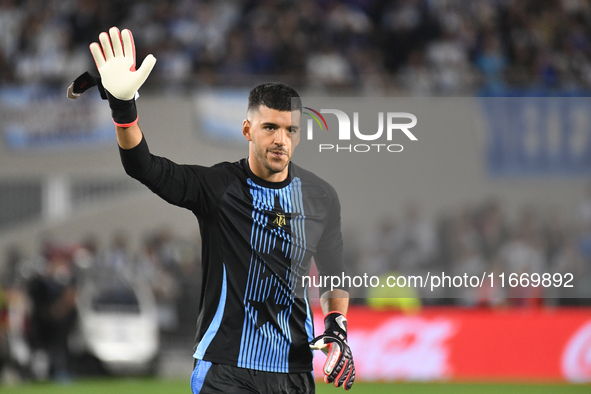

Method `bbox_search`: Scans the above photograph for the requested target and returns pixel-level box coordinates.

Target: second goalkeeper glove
[310,311,355,390]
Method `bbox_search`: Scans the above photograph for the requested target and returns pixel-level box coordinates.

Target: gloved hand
[310,312,355,390]
[89,27,156,126]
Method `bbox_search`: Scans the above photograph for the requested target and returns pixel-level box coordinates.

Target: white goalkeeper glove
[89,27,156,126]
[90,27,155,101]
[310,311,356,390]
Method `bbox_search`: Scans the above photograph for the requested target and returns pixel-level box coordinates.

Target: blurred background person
[26,246,77,382]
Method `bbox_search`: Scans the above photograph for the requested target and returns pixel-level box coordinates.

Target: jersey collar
[242,158,293,189]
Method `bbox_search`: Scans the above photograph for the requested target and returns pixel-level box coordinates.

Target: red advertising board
[311,306,591,382]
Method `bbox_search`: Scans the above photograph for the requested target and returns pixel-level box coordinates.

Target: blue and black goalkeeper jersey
[120,136,345,373]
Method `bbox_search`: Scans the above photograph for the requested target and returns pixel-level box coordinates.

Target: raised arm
[116,124,143,150]
[85,27,210,213]
[89,27,155,131]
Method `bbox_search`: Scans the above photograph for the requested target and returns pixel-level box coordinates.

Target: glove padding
[88,27,156,126]
[310,312,355,390]
[89,27,155,101]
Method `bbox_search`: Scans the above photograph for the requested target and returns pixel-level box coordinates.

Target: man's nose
[274,129,287,145]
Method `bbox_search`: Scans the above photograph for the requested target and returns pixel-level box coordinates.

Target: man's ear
[242,119,252,141]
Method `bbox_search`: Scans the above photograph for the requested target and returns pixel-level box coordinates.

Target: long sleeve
[313,187,348,294]
[118,135,231,216]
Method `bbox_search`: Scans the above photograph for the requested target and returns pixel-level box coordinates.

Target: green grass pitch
[2,379,590,394]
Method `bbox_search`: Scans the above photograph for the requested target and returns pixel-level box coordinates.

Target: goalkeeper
[72,27,355,393]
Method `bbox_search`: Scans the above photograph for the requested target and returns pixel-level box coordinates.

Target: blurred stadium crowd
[354,192,591,306]
[1,0,591,93]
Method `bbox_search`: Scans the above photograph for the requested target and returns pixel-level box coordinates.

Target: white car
[75,274,160,375]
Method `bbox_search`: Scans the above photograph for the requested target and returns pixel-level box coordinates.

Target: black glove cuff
[324,312,347,339]
[107,91,138,127]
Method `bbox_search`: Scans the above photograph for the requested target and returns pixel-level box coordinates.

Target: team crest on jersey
[267,193,291,231]
[269,208,291,231]
[273,212,287,228]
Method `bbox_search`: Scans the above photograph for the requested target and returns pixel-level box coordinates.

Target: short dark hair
[247,82,301,114]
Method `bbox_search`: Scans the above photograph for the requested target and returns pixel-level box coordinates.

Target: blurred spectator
[306,46,355,88]
[445,205,482,266]
[450,236,487,305]
[27,246,77,381]
[578,184,591,226]
[475,32,508,92]
[360,215,397,278]
[137,231,181,332]
[0,283,7,377]
[542,206,568,264]
[552,236,589,301]
[103,231,132,275]
[493,208,547,306]
[425,26,474,94]
[475,255,507,307]
[477,198,509,260]
[500,208,546,272]
[73,234,100,272]
[1,245,31,382]
[577,221,591,264]
[398,49,435,95]
[395,202,438,271]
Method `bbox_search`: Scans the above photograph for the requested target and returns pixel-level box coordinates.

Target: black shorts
[191,359,315,394]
